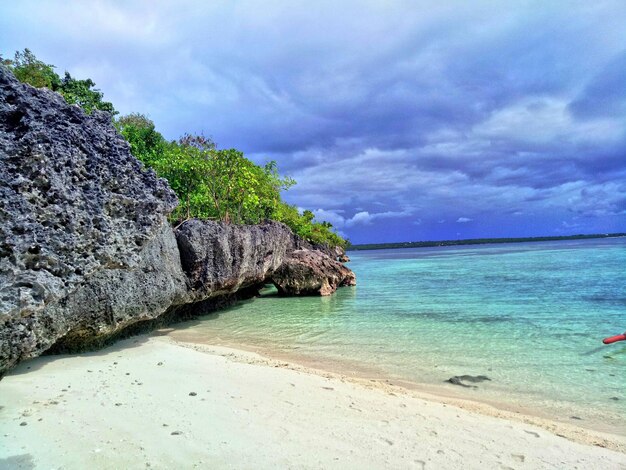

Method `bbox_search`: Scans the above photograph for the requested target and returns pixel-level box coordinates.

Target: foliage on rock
[2,48,116,115]
[5,49,347,248]
[272,204,347,248]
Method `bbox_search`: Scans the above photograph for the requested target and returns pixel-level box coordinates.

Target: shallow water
[169,238,626,433]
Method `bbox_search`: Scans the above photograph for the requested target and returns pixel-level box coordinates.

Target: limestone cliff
[0,66,355,375]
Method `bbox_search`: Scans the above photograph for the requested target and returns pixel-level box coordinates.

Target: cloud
[569,51,626,119]
[311,208,346,228]
[2,1,625,242]
[346,210,411,227]
[561,220,581,229]
[311,208,411,228]
[456,217,473,223]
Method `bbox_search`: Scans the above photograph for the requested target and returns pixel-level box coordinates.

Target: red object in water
[603,333,626,344]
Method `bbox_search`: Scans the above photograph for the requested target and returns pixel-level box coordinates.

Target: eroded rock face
[271,249,356,296]
[175,219,296,300]
[0,67,184,371]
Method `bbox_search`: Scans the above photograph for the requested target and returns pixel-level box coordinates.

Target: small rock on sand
[446,375,491,388]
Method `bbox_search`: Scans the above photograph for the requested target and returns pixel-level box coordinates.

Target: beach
[3,4,626,470]
[1,334,624,470]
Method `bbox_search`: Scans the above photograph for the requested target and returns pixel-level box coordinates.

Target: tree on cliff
[3,49,60,89]
[159,140,295,225]
[57,72,116,115]
[115,113,165,166]
[119,127,295,226]
[3,48,116,115]
[272,203,347,248]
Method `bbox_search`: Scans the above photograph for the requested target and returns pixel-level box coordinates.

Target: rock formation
[176,219,295,300]
[175,219,355,299]
[0,66,355,375]
[0,66,189,373]
[272,249,356,296]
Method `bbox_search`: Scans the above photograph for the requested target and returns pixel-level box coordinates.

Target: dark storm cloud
[569,52,626,119]
[1,0,625,242]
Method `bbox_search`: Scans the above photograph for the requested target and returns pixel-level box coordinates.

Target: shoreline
[165,326,626,441]
[1,335,625,469]
[165,333,626,451]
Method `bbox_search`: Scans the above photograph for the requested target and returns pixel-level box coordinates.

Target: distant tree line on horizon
[2,49,347,248]
[347,233,626,251]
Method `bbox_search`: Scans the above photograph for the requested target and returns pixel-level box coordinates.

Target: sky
[1,1,625,244]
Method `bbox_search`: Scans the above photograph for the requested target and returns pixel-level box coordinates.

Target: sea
[168,237,626,435]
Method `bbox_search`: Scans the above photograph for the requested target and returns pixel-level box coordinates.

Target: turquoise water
[170,238,626,433]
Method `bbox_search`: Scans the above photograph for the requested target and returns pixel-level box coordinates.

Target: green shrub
[4,48,116,115]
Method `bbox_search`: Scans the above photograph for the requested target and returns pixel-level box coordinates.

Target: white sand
[1,335,624,470]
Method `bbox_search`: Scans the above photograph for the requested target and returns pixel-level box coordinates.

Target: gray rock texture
[176,219,295,300]
[0,66,355,376]
[0,67,183,371]
[175,219,356,299]
[45,223,189,352]
[272,249,357,296]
